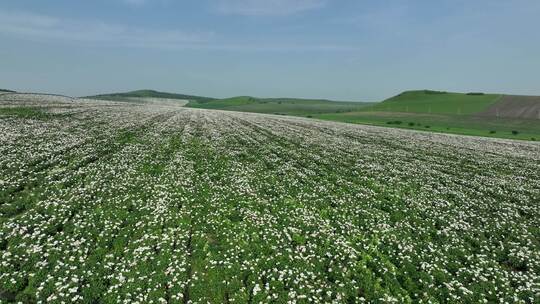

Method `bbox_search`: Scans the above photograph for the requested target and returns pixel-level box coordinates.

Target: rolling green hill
[86,91,371,116]
[86,89,216,103]
[365,90,501,115]
[186,96,371,115]
[314,90,539,141]
[83,88,538,141]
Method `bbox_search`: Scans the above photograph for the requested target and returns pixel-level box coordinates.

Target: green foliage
[0,107,56,120]
[422,90,448,94]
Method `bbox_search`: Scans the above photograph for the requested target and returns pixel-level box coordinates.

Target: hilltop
[86,89,216,103]
[369,90,501,115]
[358,90,540,120]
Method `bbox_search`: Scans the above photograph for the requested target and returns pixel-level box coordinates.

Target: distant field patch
[187,96,371,115]
[478,95,540,119]
[314,111,540,141]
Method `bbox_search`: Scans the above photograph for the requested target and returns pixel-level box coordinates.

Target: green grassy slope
[365,90,501,115]
[311,90,540,141]
[86,89,216,102]
[187,96,371,115]
[314,111,540,141]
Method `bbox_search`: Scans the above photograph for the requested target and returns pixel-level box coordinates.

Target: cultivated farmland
[0,94,539,303]
[479,95,540,120]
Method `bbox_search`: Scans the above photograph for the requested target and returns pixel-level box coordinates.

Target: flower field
[0,94,539,303]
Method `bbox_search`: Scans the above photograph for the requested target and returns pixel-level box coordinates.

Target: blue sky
[0,0,539,101]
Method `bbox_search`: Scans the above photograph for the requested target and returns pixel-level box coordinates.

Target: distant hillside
[313,89,540,141]
[365,90,502,115]
[86,90,216,103]
[82,88,539,140]
[0,89,15,93]
[186,96,371,115]
[86,90,370,115]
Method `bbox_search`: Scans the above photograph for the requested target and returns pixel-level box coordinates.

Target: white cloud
[216,0,326,16]
[0,9,359,52]
[0,10,213,48]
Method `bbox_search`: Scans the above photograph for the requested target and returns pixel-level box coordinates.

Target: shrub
[386,120,403,125]
[408,122,415,126]
[425,125,431,128]
[466,92,485,95]
[511,130,519,135]
[489,130,496,134]
[424,90,447,95]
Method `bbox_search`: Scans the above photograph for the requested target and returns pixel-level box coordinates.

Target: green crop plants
[0,93,539,303]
